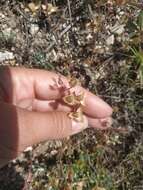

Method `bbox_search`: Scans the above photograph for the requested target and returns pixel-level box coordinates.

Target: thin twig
[67,0,72,23]
[59,24,72,38]
[15,5,32,23]
[88,4,95,20]
[47,24,72,52]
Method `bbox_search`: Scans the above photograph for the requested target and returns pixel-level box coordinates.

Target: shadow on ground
[0,165,24,190]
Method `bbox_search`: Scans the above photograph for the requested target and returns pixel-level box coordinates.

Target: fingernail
[100,117,112,128]
[71,116,88,135]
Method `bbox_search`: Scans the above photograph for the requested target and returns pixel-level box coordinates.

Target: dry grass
[0,0,143,189]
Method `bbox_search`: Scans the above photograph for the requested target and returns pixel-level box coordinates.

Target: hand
[0,66,112,168]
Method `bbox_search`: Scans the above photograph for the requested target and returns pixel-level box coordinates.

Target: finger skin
[87,116,112,129]
[0,67,112,169]
[32,99,72,112]
[17,98,112,130]
[0,102,72,167]
[0,100,111,168]
[32,68,113,118]
[7,67,112,118]
[78,87,112,118]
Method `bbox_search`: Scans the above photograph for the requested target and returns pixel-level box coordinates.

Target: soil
[0,1,143,190]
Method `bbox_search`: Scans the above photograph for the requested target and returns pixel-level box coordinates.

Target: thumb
[20,111,89,148]
[32,112,88,141]
[0,105,88,168]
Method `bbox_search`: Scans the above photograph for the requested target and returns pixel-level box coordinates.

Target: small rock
[86,33,93,41]
[106,34,114,45]
[115,25,125,35]
[0,51,14,62]
[95,45,105,54]
[3,28,12,36]
[50,150,58,156]
[24,146,33,152]
[30,24,39,35]
[111,24,125,35]
[0,13,5,19]
[119,11,125,16]
[35,168,45,177]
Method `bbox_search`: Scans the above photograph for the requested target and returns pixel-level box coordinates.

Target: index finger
[34,72,112,118]
[79,87,112,118]
[4,67,112,119]
[33,69,112,118]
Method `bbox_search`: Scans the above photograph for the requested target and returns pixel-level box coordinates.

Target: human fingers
[17,98,112,130]
[70,86,113,118]
[5,67,112,118]
[30,99,112,129]
[87,116,112,129]
[0,101,111,169]
[17,97,112,121]
[32,69,112,118]
[32,95,112,119]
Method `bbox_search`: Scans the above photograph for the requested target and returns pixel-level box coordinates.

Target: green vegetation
[0,1,143,190]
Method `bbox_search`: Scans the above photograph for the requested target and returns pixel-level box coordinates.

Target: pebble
[0,51,14,62]
[111,24,125,35]
[106,34,114,45]
[3,28,12,36]
[86,33,93,41]
[30,24,39,35]
[0,13,5,19]
[24,146,33,152]
[50,150,58,156]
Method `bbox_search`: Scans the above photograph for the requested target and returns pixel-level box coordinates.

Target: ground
[0,0,143,190]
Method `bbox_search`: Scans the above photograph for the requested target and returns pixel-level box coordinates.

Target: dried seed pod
[63,93,76,106]
[62,76,85,123]
[63,92,85,106]
[68,77,79,88]
[27,2,40,14]
[74,92,85,105]
[68,107,83,122]
[42,3,58,15]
